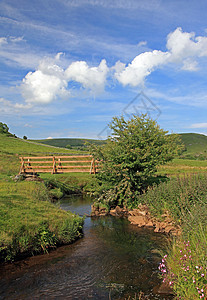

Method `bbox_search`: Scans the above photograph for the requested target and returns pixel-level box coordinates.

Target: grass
[0,180,83,262]
[136,175,207,299]
[158,158,207,176]
[179,133,207,154]
[0,134,89,262]
[32,137,106,149]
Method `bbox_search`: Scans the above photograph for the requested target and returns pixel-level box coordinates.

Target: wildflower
[201,273,204,277]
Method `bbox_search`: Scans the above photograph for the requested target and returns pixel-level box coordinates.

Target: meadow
[0,132,207,299]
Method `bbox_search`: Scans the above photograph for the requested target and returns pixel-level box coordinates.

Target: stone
[128,215,147,227]
[145,220,154,227]
[157,281,174,295]
[164,225,175,234]
[110,209,117,216]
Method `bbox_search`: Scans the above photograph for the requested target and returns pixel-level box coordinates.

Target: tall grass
[137,174,207,299]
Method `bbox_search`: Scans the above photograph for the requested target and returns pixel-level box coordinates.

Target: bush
[90,114,183,207]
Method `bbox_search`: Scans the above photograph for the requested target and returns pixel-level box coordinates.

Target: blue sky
[1,0,207,139]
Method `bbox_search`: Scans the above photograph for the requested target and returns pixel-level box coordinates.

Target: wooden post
[57,158,62,172]
[92,158,96,174]
[19,157,25,174]
[52,156,56,174]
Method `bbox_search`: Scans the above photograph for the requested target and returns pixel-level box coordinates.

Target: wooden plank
[58,160,92,163]
[22,156,54,159]
[56,170,90,173]
[26,166,53,169]
[25,161,53,164]
[57,165,91,169]
[54,155,92,159]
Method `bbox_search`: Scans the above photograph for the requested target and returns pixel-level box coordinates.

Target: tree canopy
[90,114,184,207]
[0,122,9,134]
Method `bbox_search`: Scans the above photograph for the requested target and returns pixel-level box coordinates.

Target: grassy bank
[0,180,83,262]
[0,134,90,262]
[135,175,207,299]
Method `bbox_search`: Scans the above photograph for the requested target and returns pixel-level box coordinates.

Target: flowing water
[0,195,173,300]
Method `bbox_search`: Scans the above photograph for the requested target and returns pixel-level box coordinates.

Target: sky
[1,0,207,139]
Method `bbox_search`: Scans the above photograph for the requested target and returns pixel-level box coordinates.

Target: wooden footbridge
[19,155,99,174]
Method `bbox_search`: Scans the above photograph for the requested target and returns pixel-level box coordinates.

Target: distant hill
[179,133,207,159]
[179,133,207,153]
[32,138,106,149]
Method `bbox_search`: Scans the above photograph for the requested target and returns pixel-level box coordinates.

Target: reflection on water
[0,195,173,299]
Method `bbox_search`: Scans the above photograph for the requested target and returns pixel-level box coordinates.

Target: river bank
[0,180,84,263]
[91,204,181,236]
[0,194,174,300]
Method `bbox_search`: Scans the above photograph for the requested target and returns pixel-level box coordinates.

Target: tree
[90,114,184,207]
[23,136,27,140]
[0,122,9,134]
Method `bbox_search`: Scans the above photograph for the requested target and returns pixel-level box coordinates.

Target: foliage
[90,114,183,207]
[141,174,207,299]
[136,174,207,220]
[0,122,9,134]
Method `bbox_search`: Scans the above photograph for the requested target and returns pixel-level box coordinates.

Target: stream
[0,195,173,299]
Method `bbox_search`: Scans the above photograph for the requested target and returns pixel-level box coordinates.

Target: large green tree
[91,114,184,207]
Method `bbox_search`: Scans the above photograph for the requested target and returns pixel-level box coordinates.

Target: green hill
[32,138,106,149]
[179,133,207,157]
[33,133,207,155]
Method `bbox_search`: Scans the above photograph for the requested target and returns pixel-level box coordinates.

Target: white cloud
[21,56,109,104]
[0,37,8,45]
[115,27,207,87]
[167,27,207,62]
[181,58,198,71]
[18,28,207,104]
[22,70,68,104]
[137,41,147,47]
[115,50,170,87]
[190,123,207,129]
[65,59,109,94]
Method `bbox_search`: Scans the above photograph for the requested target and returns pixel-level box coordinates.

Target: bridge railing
[19,155,99,174]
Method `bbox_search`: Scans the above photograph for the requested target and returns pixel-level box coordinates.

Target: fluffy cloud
[21,56,109,104]
[65,59,108,94]
[20,27,207,104]
[22,58,68,104]
[115,27,207,87]
[115,50,170,86]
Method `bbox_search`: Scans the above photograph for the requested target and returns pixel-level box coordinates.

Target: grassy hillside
[0,133,86,262]
[179,133,207,155]
[32,137,106,149]
[0,134,84,177]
